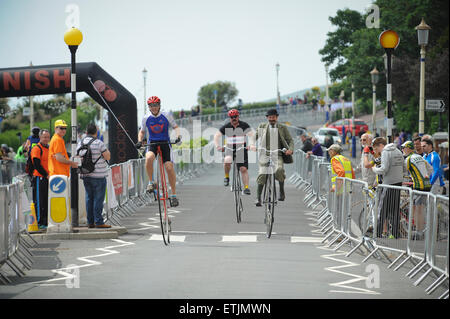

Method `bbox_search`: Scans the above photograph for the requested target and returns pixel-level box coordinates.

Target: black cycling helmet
[31,126,40,136]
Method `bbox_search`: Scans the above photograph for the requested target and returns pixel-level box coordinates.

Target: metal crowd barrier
[290,149,449,299]
[0,176,38,284]
[0,146,212,283]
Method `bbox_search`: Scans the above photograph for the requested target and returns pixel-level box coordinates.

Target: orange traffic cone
[28,203,39,232]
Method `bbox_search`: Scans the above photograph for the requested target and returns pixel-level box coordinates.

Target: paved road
[0,161,443,300]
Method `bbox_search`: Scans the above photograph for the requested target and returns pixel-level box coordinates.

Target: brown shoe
[95,224,111,229]
[88,224,95,228]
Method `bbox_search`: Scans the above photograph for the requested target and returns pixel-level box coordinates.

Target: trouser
[377,183,402,238]
[83,177,107,226]
[32,176,49,226]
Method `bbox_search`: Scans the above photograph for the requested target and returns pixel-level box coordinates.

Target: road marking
[149,234,186,242]
[238,231,277,235]
[172,230,208,234]
[221,235,257,242]
[30,239,135,286]
[291,236,324,243]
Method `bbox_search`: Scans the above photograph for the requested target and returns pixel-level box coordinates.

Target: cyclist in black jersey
[214,109,255,195]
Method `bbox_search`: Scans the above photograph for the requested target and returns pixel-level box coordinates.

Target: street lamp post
[29,61,34,134]
[276,62,281,111]
[325,65,330,123]
[64,27,83,228]
[351,83,356,158]
[379,29,400,143]
[142,68,148,119]
[370,67,380,136]
[416,18,431,136]
[340,90,346,144]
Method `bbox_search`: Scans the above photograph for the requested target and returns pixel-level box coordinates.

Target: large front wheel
[264,174,276,238]
[157,155,170,245]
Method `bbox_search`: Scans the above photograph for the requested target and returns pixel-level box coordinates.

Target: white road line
[291,236,324,243]
[149,234,186,242]
[238,231,277,235]
[221,235,258,242]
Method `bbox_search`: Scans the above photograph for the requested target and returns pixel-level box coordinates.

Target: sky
[0,0,370,120]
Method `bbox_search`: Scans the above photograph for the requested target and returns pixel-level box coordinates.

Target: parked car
[314,128,341,145]
[328,118,369,138]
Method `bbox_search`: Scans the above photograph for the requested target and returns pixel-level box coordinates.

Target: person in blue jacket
[421,138,445,195]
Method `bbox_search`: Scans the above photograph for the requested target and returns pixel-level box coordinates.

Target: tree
[319,9,365,81]
[197,81,238,109]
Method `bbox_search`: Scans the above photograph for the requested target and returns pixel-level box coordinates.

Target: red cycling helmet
[147,96,161,105]
[228,109,239,117]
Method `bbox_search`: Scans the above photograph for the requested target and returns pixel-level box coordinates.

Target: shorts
[225,146,248,170]
[147,142,172,163]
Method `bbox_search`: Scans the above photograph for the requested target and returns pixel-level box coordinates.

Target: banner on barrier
[107,168,119,209]
[128,162,134,189]
[111,166,123,196]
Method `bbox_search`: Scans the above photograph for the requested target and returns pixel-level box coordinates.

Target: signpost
[425,99,445,112]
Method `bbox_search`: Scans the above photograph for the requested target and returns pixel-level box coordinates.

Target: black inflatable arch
[0,62,137,164]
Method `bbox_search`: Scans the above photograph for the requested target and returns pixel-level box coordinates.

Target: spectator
[48,119,78,177]
[328,144,355,192]
[31,129,50,229]
[77,123,111,228]
[24,127,41,152]
[307,137,323,158]
[361,133,376,188]
[401,141,432,239]
[0,144,12,161]
[15,143,28,163]
[371,137,404,238]
[300,133,313,153]
[413,136,424,156]
[422,138,445,195]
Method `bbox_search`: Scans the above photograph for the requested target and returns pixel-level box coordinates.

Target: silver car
[314,128,342,145]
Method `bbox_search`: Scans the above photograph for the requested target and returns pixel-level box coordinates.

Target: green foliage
[197,81,238,108]
[319,0,449,135]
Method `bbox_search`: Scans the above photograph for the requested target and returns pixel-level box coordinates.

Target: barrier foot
[319,218,332,231]
[0,269,12,284]
[312,199,326,210]
[387,252,406,269]
[438,289,448,299]
[327,233,343,247]
[5,259,26,277]
[303,193,314,203]
[425,274,447,294]
[414,267,433,286]
[346,240,364,257]
[321,230,335,243]
[393,255,412,271]
[13,253,32,270]
[362,247,379,263]
[334,237,349,251]
[317,207,328,219]
[406,259,427,279]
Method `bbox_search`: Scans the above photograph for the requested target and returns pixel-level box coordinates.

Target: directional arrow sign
[50,177,66,194]
[426,99,446,112]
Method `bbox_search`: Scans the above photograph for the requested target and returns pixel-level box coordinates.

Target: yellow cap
[55,119,68,128]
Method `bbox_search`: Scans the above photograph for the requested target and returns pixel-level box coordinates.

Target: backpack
[25,144,43,180]
[77,137,101,174]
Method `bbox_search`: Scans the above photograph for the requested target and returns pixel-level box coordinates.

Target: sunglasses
[230,116,238,119]
[57,127,67,130]
[149,103,160,107]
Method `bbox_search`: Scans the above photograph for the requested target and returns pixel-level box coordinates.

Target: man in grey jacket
[371,137,404,238]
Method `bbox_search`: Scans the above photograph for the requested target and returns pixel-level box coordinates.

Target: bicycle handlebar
[136,137,181,149]
[257,147,287,153]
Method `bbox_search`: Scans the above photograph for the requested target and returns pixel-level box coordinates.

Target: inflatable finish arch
[0,62,138,164]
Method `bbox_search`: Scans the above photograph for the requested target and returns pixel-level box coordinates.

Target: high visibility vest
[331,154,353,190]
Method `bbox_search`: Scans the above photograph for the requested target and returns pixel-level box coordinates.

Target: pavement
[0,161,446,300]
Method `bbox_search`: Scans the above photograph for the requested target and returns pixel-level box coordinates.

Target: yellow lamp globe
[64,27,83,46]
[379,30,400,49]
